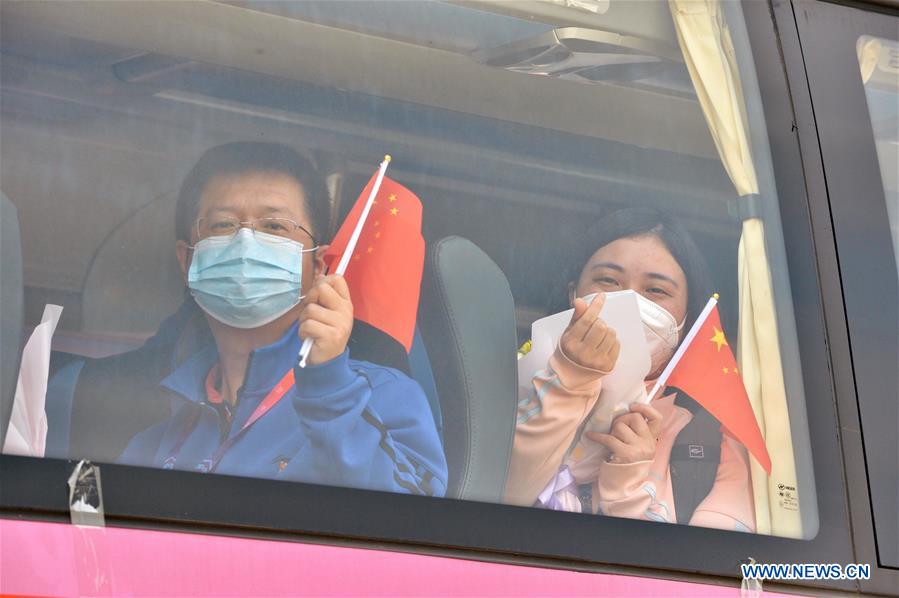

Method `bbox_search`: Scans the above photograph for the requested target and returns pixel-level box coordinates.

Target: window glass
[857,35,899,276]
[854,31,899,570]
[1,0,817,539]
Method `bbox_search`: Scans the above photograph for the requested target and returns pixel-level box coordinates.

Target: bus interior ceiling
[1,0,744,345]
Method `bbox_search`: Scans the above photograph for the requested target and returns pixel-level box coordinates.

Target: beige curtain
[669,0,802,538]
[857,37,882,85]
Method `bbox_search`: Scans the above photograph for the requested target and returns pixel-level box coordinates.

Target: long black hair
[567,207,714,330]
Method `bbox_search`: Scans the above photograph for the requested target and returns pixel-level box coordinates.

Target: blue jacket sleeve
[290,350,447,497]
[118,421,168,467]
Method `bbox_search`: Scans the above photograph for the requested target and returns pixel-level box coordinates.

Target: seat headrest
[418,236,518,502]
[1,193,25,448]
[82,192,184,335]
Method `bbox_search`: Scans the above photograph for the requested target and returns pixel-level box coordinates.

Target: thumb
[572,297,588,323]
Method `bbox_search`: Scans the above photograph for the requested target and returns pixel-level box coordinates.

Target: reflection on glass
[0,0,816,539]
[857,35,899,276]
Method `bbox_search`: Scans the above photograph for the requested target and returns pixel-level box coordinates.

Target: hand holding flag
[649,295,772,474]
[297,274,354,366]
[297,155,425,368]
[298,154,386,368]
[585,402,664,464]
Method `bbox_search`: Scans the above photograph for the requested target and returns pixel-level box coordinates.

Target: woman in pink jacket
[505,208,755,533]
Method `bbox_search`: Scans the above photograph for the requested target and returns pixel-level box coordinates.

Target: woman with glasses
[118,142,447,497]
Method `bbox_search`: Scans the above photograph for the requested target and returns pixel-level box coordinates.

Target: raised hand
[298,274,354,366]
[586,403,664,464]
[559,293,621,373]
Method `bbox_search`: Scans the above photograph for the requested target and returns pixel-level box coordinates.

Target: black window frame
[776,0,899,594]
[0,0,879,593]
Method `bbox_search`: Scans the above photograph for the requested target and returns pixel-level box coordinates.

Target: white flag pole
[297,155,392,368]
[645,294,719,402]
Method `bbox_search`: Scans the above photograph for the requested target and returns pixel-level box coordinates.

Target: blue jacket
[120,323,447,497]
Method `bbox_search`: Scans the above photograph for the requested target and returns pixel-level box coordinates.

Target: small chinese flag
[665,303,772,474]
[323,173,424,352]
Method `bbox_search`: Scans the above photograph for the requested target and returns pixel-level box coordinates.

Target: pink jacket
[505,345,756,532]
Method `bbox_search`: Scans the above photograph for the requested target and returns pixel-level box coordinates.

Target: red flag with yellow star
[664,302,772,474]
[323,173,424,352]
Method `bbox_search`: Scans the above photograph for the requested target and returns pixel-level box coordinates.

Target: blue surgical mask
[187,228,317,329]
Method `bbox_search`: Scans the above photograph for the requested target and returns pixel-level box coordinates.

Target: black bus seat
[418,236,519,502]
[51,300,208,463]
[0,193,24,449]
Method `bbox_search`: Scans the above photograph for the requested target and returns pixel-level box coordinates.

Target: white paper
[3,304,63,457]
[518,290,651,432]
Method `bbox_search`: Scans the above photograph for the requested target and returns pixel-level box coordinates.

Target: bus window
[1,0,823,552]
[854,31,899,571]
[787,1,898,584]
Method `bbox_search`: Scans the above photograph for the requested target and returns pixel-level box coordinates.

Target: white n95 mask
[636,294,685,376]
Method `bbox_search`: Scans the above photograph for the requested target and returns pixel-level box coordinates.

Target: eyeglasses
[195,216,316,245]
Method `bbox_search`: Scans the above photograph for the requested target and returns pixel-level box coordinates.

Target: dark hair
[175,142,331,244]
[569,207,714,330]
